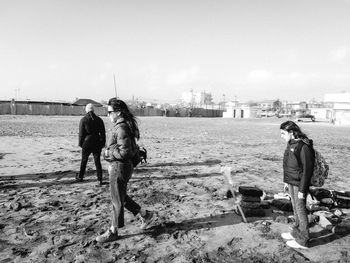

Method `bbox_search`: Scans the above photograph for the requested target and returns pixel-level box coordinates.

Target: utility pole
[113,74,117,98]
[223,93,225,109]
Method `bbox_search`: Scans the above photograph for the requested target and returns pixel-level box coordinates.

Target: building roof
[72,98,103,106]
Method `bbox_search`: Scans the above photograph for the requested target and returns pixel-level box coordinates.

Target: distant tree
[203,93,213,106]
[273,99,283,116]
[273,99,282,111]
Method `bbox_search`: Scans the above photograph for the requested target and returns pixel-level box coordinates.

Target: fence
[0,100,223,117]
[129,107,223,117]
[0,100,107,116]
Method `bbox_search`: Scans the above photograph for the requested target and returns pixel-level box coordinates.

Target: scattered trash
[334,209,343,217]
[318,215,333,229]
[273,192,290,200]
[274,215,288,224]
[271,199,292,212]
[272,209,285,215]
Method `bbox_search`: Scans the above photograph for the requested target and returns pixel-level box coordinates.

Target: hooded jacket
[79,111,106,150]
[283,138,315,193]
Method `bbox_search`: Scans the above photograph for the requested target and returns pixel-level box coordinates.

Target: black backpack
[131,145,147,167]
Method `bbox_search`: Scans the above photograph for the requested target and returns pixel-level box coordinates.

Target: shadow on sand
[0,167,223,189]
[119,212,243,240]
[143,159,222,168]
[308,228,350,248]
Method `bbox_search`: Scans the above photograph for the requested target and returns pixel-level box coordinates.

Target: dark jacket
[105,118,137,162]
[79,112,106,150]
[283,139,315,193]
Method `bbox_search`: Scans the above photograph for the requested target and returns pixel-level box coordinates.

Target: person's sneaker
[75,174,83,182]
[139,210,155,230]
[286,239,308,249]
[281,232,294,240]
[95,229,119,243]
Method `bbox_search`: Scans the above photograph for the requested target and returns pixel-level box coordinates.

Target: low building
[324,92,350,125]
[223,102,259,118]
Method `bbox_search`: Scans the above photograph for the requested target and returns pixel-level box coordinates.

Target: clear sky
[1,0,350,103]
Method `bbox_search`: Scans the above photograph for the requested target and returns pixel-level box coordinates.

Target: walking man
[77,103,106,185]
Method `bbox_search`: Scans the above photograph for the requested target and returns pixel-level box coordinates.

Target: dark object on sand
[271,199,293,212]
[226,189,233,198]
[238,207,265,217]
[238,186,265,217]
[239,186,263,197]
[242,195,261,202]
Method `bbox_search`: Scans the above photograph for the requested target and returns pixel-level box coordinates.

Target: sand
[1,115,350,262]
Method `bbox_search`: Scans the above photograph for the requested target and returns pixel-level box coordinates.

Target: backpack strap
[294,140,316,170]
[293,140,305,170]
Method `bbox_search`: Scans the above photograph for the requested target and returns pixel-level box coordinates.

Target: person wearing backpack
[279,120,315,249]
[95,98,154,243]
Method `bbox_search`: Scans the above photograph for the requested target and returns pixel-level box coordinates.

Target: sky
[1,0,350,104]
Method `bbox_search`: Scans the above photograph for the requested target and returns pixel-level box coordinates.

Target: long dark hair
[108,98,140,140]
[280,120,309,140]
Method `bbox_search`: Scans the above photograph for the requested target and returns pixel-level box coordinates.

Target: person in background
[96,98,154,243]
[279,120,315,249]
[77,103,106,185]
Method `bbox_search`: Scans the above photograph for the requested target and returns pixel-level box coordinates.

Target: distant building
[223,101,259,118]
[73,98,103,107]
[257,100,275,111]
[324,92,350,125]
[256,100,276,117]
[286,101,308,112]
[307,99,329,121]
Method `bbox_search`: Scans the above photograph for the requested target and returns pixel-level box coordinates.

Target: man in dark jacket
[77,103,106,185]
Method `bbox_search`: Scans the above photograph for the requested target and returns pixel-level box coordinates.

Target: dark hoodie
[79,111,106,150]
[283,138,315,193]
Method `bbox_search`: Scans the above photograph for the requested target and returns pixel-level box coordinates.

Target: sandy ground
[0,115,350,263]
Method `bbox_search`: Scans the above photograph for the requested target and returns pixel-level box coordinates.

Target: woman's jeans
[108,161,141,230]
[288,184,309,246]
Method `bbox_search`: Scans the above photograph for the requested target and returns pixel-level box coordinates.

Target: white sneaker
[95,229,119,243]
[138,210,155,230]
[281,232,294,240]
[286,240,308,249]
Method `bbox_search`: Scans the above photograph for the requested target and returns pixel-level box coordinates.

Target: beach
[1,115,350,262]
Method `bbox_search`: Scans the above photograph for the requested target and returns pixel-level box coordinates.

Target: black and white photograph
[1,0,350,262]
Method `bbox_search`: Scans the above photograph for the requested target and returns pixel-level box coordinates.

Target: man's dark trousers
[79,147,102,181]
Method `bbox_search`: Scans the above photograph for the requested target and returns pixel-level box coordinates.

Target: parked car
[295,113,316,122]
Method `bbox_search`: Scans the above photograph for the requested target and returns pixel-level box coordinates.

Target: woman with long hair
[96,98,154,243]
[279,120,315,249]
